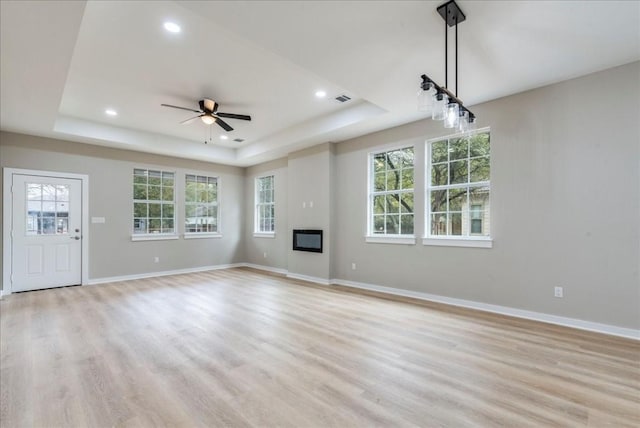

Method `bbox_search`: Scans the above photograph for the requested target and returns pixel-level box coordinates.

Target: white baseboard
[242,263,288,275]
[239,263,329,285]
[286,272,331,285]
[331,278,640,340]
[88,263,245,285]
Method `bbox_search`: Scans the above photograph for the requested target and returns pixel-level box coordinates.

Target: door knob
[70,236,81,240]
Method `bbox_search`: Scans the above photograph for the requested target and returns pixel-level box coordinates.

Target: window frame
[254,175,275,237]
[423,128,492,248]
[131,168,178,241]
[366,144,416,245]
[184,174,222,239]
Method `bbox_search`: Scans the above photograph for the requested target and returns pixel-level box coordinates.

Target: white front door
[10,174,83,292]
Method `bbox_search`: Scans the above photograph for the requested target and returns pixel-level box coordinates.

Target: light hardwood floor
[1,268,639,427]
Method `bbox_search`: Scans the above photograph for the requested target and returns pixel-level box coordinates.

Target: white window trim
[366,235,416,245]
[184,174,221,236]
[131,168,177,239]
[424,128,492,246]
[366,144,416,240]
[131,234,180,242]
[422,236,492,248]
[184,233,222,239]
[253,232,276,238]
[255,175,275,234]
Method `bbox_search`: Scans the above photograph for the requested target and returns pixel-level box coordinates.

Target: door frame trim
[3,168,89,294]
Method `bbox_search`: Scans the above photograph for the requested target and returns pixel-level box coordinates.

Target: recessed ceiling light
[163,22,181,33]
[315,90,327,98]
[105,109,118,116]
[220,135,228,140]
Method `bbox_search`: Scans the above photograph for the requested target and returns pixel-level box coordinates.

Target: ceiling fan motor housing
[161,98,251,132]
[200,99,217,113]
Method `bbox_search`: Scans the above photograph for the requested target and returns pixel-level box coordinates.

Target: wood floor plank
[1,267,638,427]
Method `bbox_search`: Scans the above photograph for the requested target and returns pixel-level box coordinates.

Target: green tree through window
[370,147,414,235]
[428,131,490,238]
[133,169,175,234]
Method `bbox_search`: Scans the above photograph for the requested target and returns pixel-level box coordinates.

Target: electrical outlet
[263,252,267,258]
[154,257,160,263]
[351,263,356,270]
[554,286,563,298]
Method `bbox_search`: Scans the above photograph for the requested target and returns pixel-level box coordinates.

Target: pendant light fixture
[418,0,476,133]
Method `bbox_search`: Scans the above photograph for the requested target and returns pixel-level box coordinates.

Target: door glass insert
[26,183,70,235]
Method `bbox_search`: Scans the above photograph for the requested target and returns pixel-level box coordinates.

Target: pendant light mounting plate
[437,0,466,27]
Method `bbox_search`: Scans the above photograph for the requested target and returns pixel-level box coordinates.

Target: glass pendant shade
[444,102,460,128]
[432,93,447,121]
[417,86,434,112]
[458,110,469,133]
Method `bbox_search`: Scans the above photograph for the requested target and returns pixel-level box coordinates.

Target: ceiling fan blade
[216,112,251,121]
[215,117,233,132]
[161,103,201,113]
[180,115,202,125]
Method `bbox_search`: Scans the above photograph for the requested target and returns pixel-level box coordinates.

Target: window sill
[184,233,222,240]
[131,234,180,242]
[422,237,493,248]
[365,235,416,245]
[253,232,276,239]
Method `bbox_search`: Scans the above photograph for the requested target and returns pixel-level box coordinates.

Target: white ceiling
[1,1,639,166]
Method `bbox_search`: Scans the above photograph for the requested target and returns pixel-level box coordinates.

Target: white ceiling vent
[335,94,351,103]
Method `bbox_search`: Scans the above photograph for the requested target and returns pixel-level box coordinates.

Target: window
[26,183,69,235]
[426,130,490,243]
[133,169,175,235]
[185,174,219,234]
[255,175,275,234]
[369,146,414,237]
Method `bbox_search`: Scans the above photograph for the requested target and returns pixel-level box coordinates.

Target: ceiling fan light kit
[161,98,251,133]
[201,115,216,125]
[418,0,476,134]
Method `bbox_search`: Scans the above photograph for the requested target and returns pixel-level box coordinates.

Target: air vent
[335,94,351,103]
[233,138,245,143]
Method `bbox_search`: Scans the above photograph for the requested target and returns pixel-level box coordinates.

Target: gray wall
[332,61,639,329]
[244,157,289,270]
[287,144,333,280]
[243,144,335,281]
[242,61,639,329]
[0,132,246,286]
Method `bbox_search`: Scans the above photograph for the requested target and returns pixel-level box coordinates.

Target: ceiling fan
[161,98,251,132]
